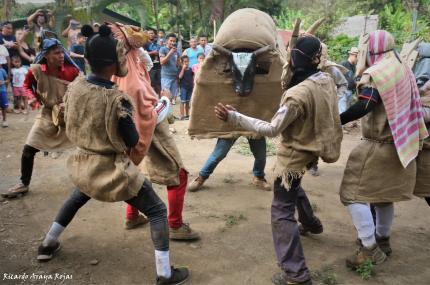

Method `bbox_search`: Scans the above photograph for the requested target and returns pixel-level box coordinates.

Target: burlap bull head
[212,44,272,96]
[188,8,288,139]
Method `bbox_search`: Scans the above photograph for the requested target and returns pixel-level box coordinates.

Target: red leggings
[126,168,187,229]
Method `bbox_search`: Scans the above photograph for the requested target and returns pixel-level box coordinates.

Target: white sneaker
[2,121,8,128]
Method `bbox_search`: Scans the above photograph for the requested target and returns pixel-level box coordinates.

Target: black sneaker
[156,266,189,285]
[37,241,61,262]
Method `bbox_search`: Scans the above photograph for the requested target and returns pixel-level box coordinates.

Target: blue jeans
[161,76,178,98]
[338,90,353,113]
[199,137,266,179]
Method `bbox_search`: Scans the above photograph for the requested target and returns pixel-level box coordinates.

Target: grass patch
[311,202,318,213]
[234,137,277,157]
[312,266,338,285]
[356,260,374,280]
[224,213,247,227]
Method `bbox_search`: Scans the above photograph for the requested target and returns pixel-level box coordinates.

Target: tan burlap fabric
[64,77,145,202]
[25,64,73,151]
[189,8,287,139]
[275,72,342,188]
[414,91,430,198]
[140,120,185,186]
[340,75,416,204]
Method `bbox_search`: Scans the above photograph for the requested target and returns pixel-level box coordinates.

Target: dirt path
[1,110,429,285]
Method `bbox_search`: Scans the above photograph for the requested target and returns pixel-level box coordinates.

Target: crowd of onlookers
[0,7,213,127]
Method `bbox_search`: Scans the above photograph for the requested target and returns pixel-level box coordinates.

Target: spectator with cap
[197,34,212,57]
[27,9,55,50]
[339,47,359,113]
[157,29,165,46]
[92,22,100,33]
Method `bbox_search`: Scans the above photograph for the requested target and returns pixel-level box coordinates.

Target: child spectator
[192,52,205,75]
[70,33,86,74]
[11,55,29,114]
[178,55,193,120]
[0,64,9,127]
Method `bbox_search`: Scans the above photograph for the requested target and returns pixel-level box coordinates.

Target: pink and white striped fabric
[366,30,428,168]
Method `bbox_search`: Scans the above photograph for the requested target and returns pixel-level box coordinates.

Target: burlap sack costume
[276,72,342,188]
[189,8,287,139]
[143,120,185,186]
[64,76,145,202]
[415,89,430,198]
[25,64,73,151]
[340,75,416,204]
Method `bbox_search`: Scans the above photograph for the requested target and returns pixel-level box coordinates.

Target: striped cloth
[367,56,428,167]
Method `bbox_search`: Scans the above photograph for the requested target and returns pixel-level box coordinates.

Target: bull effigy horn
[289,18,302,49]
[212,44,232,56]
[306,18,325,35]
[253,45,271,56]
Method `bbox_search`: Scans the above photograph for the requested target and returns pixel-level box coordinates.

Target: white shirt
[0,45,9,65]
[11,66,28,87]
[198,44,212,57]
[139,47,154,71]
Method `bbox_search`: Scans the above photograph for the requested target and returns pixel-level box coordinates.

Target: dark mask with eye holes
[212,45,271,97]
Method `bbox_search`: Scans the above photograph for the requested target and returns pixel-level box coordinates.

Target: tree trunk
[152,0,160,30]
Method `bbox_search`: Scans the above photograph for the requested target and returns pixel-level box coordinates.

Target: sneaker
[299,220,323,236]
[271,272,312,285]
[13,109,20,114]
[125,215,149,230]
[187,176,206,192]
[308,165,320,177]
[2,121,8,128]
[156,266,189,285]
[37,241,61,262]
[1,183,29,198]
[170,223,200,240]
[252,177,271,191]
[345,244,387,269]
[376,235,392,256]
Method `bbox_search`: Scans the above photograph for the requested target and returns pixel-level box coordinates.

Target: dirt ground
[1,108,429,285]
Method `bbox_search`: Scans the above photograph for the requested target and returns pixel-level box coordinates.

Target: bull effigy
[188,8,288,138]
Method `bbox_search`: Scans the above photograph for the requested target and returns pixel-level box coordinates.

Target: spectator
[10,55,29,114]
[62,18,81,50]
[0,21,18,74]
[70,33,86,74]
[159,33,180,104]
[16,28,36,67]
[157,29,165,46]
[178,55,193,120]
[92,22,100,33]
[144,27,161,94]
[182,37,203,68]
[198,34,212,56]
[0,42,9,74]
[0,64,8,127]
[192,52,205,79]
[27,9,55,50]
[339,47,359,113]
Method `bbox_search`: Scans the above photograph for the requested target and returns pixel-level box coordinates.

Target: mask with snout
[212,45,271,96]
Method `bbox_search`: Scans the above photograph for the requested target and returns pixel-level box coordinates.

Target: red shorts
[12,87,28,98]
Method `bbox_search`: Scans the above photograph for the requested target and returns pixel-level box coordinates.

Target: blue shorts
[161,76,178,98]
[0,90,9,109]
[180,88,192,103]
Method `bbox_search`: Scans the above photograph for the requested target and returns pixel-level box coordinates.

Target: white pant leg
[347,203,376,247]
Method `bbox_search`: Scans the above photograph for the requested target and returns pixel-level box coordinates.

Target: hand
[170,47,177,53]
[35,9,43,15]
[214,103,236,121]
[182,64,188,69]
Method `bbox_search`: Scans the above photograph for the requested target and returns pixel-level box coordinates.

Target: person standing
[197,35,212,57]
[157,29,166,46]
[70,33,86,74]
[0,64,8,127]
[62,18,81,50]
[145,28,161,94]
[182,37,203,68]
[178,55,193,120]
[0,21,18,75]
[339,30,428,269]
[339,47,358,113]
[1,38,80,198]
[10,55,29,113]
[16,28,36,66]
[214,35,342,285]
[26,9,55,50]
[159,33,180,104]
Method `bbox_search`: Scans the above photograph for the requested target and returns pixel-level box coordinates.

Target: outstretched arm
[215,103,301,137]
[340,87,381,125]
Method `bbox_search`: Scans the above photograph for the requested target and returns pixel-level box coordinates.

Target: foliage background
[2,0,430,62]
